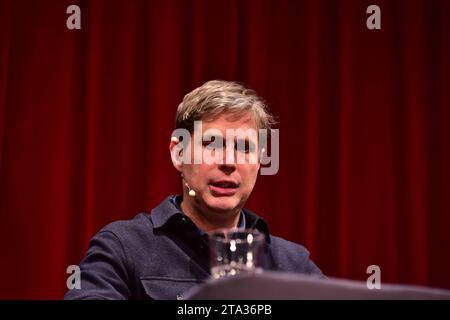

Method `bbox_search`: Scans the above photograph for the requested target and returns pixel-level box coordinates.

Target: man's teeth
[213,182,236,188]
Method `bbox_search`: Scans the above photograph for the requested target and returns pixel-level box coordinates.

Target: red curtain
[1,0,449,299]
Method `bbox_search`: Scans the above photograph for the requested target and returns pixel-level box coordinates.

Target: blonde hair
[176,80,275,132]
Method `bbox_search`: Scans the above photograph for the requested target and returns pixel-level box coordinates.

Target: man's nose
[224,144,236,165]
[218,144,237,173]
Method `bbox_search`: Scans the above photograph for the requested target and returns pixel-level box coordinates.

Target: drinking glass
[209,228,266,279]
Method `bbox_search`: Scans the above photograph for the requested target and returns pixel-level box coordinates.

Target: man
[65,80,322,300]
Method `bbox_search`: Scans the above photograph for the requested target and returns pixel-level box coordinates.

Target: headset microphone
[180,171,196,198]
[184,182,196,197]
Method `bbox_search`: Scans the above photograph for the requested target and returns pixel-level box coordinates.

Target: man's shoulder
[268,235,323,276]
[97,213,153,241]
[269,235,311,257]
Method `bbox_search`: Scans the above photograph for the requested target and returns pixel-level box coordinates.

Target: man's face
[181,111,260,214]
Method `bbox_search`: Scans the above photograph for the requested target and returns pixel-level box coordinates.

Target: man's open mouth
[209,180,239,196]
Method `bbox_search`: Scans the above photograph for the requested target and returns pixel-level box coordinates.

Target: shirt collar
[150,195,271,243]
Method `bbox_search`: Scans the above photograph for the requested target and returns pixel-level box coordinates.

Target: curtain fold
[0,0,449,298]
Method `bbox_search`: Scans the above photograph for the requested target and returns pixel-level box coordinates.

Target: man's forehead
[199,112,257,130]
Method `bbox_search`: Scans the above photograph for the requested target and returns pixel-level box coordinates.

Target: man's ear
[169,137,183,172]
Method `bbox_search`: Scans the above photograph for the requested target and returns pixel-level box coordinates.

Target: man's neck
[180,196,240,232]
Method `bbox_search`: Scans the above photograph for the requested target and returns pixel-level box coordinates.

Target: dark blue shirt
[64,195,323,300]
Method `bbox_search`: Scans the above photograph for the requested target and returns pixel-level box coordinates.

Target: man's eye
[235,141,254,153]
[202,137,224,150]
[202,141,214,149]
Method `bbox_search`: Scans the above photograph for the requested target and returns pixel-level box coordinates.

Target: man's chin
[204,197,240,213]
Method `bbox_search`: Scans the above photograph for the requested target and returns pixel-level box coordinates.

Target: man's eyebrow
[236,136,257,142]
[202,132,223,139]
